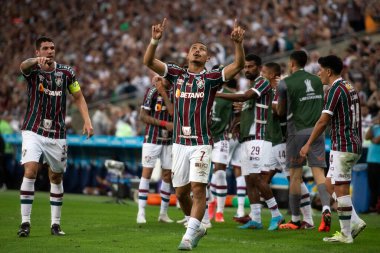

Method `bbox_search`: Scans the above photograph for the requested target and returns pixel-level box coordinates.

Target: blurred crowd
[1,0,380,136]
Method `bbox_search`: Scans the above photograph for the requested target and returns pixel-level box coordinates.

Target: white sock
[250,204,262,223]
[184,217,201,240]
[300,182,313,225]
[265,197,281,218]
[138,177,150,214]
[20,177,35,224]
[210,173,217,200]
[337,195,352,236]
[50,182,64,226]
[215,170,227,213]
[351,205,361,224]
[236,176,246,216]
[160,181,171,215]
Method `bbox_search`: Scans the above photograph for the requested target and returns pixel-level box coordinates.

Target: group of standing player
[16,17,366,250]
[138,18,367,249]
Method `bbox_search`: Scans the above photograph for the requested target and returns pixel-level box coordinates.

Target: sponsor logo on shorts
[249,157,260,161]
[22,149,27,157]
[338,173,350,179]
[195,163,208,169]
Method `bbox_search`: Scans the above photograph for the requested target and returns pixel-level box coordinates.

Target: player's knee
[161,169,171,182]
[49,173,63,184]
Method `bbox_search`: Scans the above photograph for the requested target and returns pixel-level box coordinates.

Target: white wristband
[150,38,159,45]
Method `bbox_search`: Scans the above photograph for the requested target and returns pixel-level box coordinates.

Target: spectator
[365,115,380,213]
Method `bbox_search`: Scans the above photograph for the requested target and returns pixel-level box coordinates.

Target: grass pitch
[0,190,379,253]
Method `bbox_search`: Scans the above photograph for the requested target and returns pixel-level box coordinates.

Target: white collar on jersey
[186,68,206,75]
[331,77,343,86]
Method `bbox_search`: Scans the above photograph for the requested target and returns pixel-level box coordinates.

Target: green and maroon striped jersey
[322,78,362,154]
[164,63,225,146]
[21,62,80,139]
[210,87,233,142]
[142,86,173,145]
[240,76,271,141]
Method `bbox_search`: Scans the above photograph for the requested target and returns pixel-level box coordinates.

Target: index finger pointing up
[162,18,167,29]
[234,18,238,29]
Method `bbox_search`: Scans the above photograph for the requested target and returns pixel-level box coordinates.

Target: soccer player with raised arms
[17,36,93,237]
[143,18,245,250]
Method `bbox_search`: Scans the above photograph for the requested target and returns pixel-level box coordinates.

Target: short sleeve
[250,78,271,97]
[163,63,183,87]
[205,67,224,88]
[322,86,341,116]
[142,87,156,110]
[66,67,81,94]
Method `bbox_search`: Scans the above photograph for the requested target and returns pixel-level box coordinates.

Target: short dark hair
[289,50,307,68]
[35,36,54,50]
[245,54,261,66]
[264,62,281,77]
[318,55,343,75]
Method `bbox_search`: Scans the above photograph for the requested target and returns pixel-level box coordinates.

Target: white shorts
[211,140,229,165]
[21,130,67,173]
[267,143,288,176]
[227,138,241,167]
[241,140,272,176]
[142,143,172,170]
[327,150,360,185]
[172,143,212,187]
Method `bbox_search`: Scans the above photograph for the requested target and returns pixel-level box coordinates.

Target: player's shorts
[211,140,229,165]
[172,143,212,187]
[20,130,67,173]
[327,150,360,185]
[267,143,288,176]
[241,139,272,176]
[141,143,172,170]
[287,134,326,169]
[227,138,241,167]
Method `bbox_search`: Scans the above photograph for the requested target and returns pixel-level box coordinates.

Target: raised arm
[72,90,94,138]
[216,89,256,102]
[143,18,167,76]
[20,57,51,75]
[223,19,245,81]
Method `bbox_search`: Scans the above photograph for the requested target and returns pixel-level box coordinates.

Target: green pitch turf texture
[0,190,379,253]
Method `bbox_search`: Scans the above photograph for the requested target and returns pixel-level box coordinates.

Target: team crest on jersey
[176,78,184,86]
[196,77,205,89]
[182,126,191,136]
[54,72,63,87]
[43,119,52,130]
